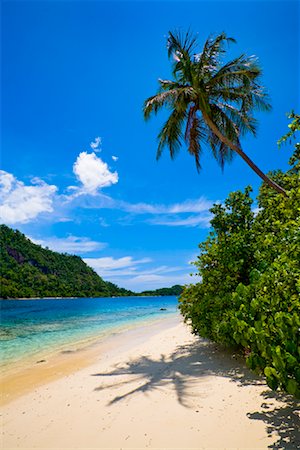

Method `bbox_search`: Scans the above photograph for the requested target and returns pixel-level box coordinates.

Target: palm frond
[208,128,234,170]
[156,107,186,160]
[195,32,236,77]
[158,79,183,91]
[167,29,197,59]
[184,113,207,171]
[211,103,240,143]
[143,89,181,120]
[208,54,261,87]
[216,101,258,136]
[184,105,196,142]
[144,85,196,121]
[206,103,240,168]
[207,54,272,115]
[250,85,272,112]
[166,30,198,84]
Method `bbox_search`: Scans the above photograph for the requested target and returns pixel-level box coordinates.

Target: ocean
[0,296,179,371]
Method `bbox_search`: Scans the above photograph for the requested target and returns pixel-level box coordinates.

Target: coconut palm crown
[143,30,287,196]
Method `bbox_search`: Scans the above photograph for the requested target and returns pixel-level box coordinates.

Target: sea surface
[0,296,179,370]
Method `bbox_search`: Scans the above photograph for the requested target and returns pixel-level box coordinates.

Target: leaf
[286,379,298,395]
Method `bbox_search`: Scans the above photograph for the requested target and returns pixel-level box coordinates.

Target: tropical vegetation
[140,285,183,297]
[0,225,183,299]
[179,116,300,397]
[0,225,134,298]
[144,30,286,196]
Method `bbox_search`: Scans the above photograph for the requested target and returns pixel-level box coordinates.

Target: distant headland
[0,225,183,300]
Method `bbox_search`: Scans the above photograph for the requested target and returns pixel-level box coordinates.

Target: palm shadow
[91,333,300,448]
[91,335,262,408]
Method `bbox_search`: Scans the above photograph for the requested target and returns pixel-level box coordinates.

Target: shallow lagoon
[0,296,178,369]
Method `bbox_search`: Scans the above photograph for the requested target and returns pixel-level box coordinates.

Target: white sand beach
[1,316,299,449]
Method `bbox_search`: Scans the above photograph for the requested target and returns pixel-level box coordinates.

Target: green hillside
[140,285,183,296]
[0,225,133,299]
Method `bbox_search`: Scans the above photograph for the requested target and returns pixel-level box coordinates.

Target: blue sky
[1,0,299,291]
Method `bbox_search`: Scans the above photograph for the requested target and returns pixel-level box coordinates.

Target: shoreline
[0,294,169,300]
[2,316,298,449]
[1,314,179,406]
[1,295,179,386]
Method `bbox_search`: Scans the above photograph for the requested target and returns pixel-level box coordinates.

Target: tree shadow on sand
[91,335,299,448]
[247,390,300,449]
[92,338,262,406]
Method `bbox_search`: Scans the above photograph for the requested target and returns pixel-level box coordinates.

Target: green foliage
[0,226,180,299]
[140,285,183,297]
[0,225,134,298]
[277,111,300,148]
[179,122,300,397]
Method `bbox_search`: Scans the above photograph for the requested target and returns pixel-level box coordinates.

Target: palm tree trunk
[203,113,288,197]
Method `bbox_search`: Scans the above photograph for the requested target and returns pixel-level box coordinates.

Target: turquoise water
[0,296,178,369]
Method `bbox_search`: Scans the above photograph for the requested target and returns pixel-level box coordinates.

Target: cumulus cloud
[0,171,15,194]
[0,170,57,224]
[0,151,215,231]
[72,152,118,195]
[31,235,107,254]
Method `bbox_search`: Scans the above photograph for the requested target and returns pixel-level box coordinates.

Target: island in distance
[0,225,183,300]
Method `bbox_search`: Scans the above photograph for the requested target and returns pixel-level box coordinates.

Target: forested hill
[0,225,133,299]
[140,285,183,296]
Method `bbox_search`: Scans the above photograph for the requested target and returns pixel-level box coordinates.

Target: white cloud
[252,206,261,216]
[0,170,57,224]
[66,193,214,228]
[99,217,109,227]
[123,273,194,291]
[85,256,151,277]
[167,198,214,213]
[106,197,214,229]
[84,255,197,291]
[0,152,215,232]
[118,197,213,215]
[149,214,212,228]
[72,152,118,195]
[112,155,118,161]
[31,235,107,254]
[90,136,102,151]
[0,171,15,194]
[57,217,73,223]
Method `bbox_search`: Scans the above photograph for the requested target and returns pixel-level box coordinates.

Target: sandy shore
[1,315,299,449]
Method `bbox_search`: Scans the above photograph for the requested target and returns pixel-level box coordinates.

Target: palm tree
[143,30,287,196]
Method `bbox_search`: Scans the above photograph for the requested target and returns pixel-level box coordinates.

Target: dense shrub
[180,121,300,397]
